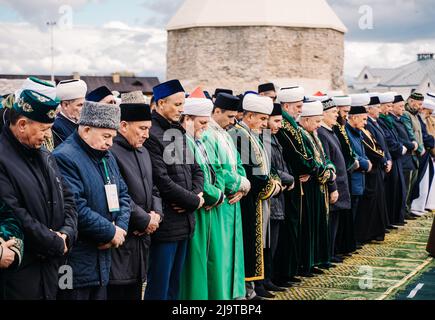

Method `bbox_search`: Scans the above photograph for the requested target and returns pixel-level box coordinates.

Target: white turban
[301,101,323,117]
[378,92,396,104]
[243,94,274,115]
[350,93,371,107]
[277,86,305,104]
[332,96,352,107]
[183,98,214,117]
[423,99,435,111]
[56,79,87,101]
[15,77,57,101]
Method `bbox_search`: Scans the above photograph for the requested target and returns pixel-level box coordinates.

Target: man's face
[367,105,381,119]
[81,127,117,151]
[157,92,185,123]
[380,103,393,115]
[15,118,53,149]
[184,116,210,139]
[338,106,351,120]
[323,107,339,127]
[392,102,405,117]
[260,91,277,102]
[61,98,85,122]
[300,115,323,133]
[349,114,368,130]
[422,108,434,118]
[248,112,269,133]
[408,98,423,112]
[100,95,117,105]
[283,101,303,119]
[120,120,152,148]
[268,115,283,135]
[213,108,237,130]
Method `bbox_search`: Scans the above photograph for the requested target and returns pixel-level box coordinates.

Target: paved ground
[274,213,434,300]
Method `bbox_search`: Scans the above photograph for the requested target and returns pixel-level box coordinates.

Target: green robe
[201,119,247,299]
[179,134,225,300]
[0,202,24,269]
[228,121,278,281]
[276,112,334,273]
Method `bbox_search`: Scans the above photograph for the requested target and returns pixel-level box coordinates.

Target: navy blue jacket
[390,115,418,171]
[52,113,78,148]
[346,123,370,196]
[53,132,131,288]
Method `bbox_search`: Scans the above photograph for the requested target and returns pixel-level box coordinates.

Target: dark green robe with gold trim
[0,203,24,269]
[228,122,278,281]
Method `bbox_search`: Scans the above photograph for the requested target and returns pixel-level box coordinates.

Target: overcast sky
[0,0,433,82]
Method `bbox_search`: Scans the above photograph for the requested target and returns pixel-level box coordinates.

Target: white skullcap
[378,92,396,104]
[56,79,87,101]
[183,98,214,117]
[423,99,435,111]
[332,95,352,107]
[15,77,57,101]
[243,94,274,115]
[350,93,371,107]
[426,92,435,102]
[301,100,324,117]
[306,95,330,103]
[277,86,305,103]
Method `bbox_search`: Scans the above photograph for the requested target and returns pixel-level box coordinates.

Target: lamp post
[46,21,57,83]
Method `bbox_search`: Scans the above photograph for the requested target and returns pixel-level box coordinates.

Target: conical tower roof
[167,0,347,33]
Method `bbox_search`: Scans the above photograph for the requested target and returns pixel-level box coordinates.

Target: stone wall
[167,26,345,93]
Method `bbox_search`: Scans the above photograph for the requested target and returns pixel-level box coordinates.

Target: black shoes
[331,256,344,263]
[311,267,325,275]
[289,277,302,283]
[255,286,276,299]
[387,225,399,230]
[263,280,287,292]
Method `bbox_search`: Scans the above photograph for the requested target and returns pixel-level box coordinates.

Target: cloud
[328,0,435,41]
[0,0,105,30]
[0,21,167,79]
[141,0,183,27]
[344,40,435,80]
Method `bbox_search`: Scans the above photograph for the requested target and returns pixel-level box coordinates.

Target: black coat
[317,126,351,211]
[270,135,294,220]
[144,111,204,242]
[367,117,391,166]
[390,115,418,171]
[0,125,77,300]
[109,134,163,285]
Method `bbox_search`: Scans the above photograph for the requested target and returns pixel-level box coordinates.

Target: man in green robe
[276,88,335,277]
[228,93,281,300]
[179,97,226,300]
[201,93,251,300]
[0,203,24,270]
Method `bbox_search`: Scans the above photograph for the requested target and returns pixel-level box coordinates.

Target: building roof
[0,74,160,96]
[167,0,347,33]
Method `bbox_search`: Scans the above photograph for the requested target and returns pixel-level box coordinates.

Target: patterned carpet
[274,213,434,300]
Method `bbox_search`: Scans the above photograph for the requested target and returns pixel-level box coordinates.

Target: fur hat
[78,101,120,130]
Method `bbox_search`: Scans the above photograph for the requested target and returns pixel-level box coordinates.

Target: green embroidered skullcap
[13,90,59,123]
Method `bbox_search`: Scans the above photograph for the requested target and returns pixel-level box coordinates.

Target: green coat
[179,134,225,300]
[201,120,248,299]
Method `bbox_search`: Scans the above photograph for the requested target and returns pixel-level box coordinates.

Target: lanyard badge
[102,158,120,213]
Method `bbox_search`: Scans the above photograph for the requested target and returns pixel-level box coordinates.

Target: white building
[351,53,435,97]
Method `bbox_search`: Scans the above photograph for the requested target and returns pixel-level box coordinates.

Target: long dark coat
[109,134,163,286]
[0,125,78,300]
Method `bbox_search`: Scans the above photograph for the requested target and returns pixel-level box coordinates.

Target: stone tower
[166,0,347,93]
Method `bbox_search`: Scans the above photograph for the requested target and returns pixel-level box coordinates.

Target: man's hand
[354,160,360,170]
[420,149,426,157]
[329,191,339,205]
[55,232,68,254]
[299,175,310,183]
[413,141,419,151]
[111,226,126,248]
[385,160,393,173]
[0,239,17,269]
[287,182,295,191]
[228,192,244,205]
[367,160,373,173]
[331,171,337,182]
[197,192,205,209]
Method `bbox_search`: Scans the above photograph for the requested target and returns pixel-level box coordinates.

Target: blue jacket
[346,123,370,196]
[53,132,131,288]
[52,113,78,147]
